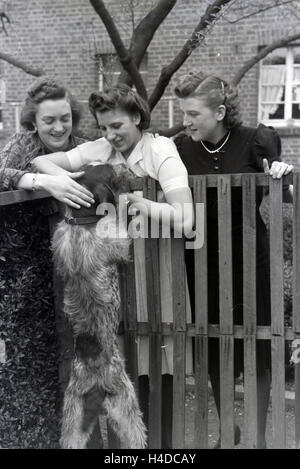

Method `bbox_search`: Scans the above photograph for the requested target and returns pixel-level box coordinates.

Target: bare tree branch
[148,0,232,110]
[0,51,45,76]
[0,11,10,35]
[223,0,296,24]
[231,32,300,86]
[118,0,178,85]
[89,0,147,99]
[128,0,136,30]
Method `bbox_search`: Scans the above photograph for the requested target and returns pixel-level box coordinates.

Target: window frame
[258,45,300,128]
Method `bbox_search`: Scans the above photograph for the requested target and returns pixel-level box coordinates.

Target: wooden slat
[0,173,293,207]
[128,172,294,192]
[120,322,296,340]
[219,334,234,448]
[188,172,293,188]
[271,337,286,448]
[293,173,300,333]
[121,250,139,389]
[193,175,208,448]
[0,188,50,206]
[144,178,162,449]
[295,363,300,449]
[218,176,233,336]
[293,173,300,448]
[217,175,234,448]
[117,211,139,450]
[171,237,186,449]
[269,177,285,449]
[194,336,208,448]
[242,175,258,448]
[193,176,208,335]
[134,239,148,324]
[129,172,294,190]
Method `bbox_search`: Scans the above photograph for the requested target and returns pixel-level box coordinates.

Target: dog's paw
[59,435,87,450]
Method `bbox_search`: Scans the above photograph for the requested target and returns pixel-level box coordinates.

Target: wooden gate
[120,172,300,449]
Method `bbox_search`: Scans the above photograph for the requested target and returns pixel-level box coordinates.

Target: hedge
[0,201,59,449]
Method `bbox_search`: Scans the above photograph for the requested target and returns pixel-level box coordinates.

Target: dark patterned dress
[0,131,86,191]
[176,124,283,377]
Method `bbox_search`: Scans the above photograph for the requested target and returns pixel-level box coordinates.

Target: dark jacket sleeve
[253,123,282,170]
[253,124,290,190]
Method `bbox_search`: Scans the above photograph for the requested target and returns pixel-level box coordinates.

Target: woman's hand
[263,158,293,179]
[126,192,142,208]
[262,158,293,203]
[39,172,95,209]
[125,188,194,238]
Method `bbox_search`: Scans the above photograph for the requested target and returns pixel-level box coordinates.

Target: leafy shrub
[0,201,59,448]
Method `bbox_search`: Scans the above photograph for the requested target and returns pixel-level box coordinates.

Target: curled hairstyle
[20,76,82,131]
[174,71,242,129]
[88,84,151,131]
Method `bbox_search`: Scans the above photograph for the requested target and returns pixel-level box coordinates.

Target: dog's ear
[110,164,138,196]
[93,181,115,206]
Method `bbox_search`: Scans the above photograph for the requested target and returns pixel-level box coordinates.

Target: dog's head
[55,163,136,274]
[78,163,130,205]
[69,163,135,218]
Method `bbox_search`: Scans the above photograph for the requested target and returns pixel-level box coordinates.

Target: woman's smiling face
[180,96,223,143]
[35,98,73,152]
[96,108,142,158]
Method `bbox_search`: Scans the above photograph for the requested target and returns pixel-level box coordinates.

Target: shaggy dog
[52,163,147,449]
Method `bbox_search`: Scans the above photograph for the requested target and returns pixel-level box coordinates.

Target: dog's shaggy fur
[52,164,147,449]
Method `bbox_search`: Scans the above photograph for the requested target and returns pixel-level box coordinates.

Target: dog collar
[64,215,104,225]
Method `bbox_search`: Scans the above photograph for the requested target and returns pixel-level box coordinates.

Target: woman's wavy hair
[88,83,151,130]
[20,76,82,131]
[174,71,242,129]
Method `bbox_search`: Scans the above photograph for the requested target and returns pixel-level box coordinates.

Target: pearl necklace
[200,130,231,154]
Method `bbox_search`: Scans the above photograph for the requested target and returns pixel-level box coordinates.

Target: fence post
[269,177,286,449]
[144,178,162,449]
[121,250,139,389]
[242,175,258,448]
[193,175,208,448]
[293,173,300,449]
[218,175,235,449]
[171,236,186,449]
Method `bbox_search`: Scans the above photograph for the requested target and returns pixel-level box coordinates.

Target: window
[259,46,300,127]
[97,53,148,91]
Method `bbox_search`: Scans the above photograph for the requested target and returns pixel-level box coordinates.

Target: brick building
[0,0,300,165]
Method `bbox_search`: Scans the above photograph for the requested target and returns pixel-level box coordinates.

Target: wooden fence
[1,172,299,449]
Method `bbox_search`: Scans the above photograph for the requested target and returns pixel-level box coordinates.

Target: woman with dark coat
[174,71,293,449]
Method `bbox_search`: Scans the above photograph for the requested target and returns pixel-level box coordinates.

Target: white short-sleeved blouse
[67,132,193,376]
[66,133,189,194]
